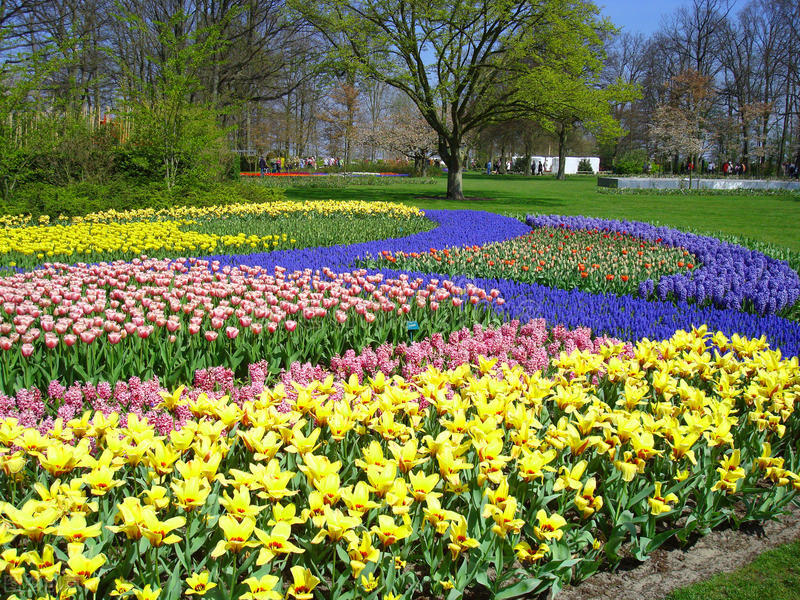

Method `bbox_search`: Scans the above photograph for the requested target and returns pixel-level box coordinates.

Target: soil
[556,503,800,600]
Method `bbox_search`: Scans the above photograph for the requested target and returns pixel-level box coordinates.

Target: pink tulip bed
[0,257,503,395]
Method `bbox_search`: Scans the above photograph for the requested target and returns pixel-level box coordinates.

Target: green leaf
[474,570,490,589]
[496,578,544,599]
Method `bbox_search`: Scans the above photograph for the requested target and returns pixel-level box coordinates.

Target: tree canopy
[292,0,616,198]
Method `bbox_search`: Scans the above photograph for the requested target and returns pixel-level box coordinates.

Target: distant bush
[577,158,594,174]
[613,150,649,175]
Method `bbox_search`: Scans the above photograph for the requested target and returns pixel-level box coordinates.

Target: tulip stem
[184,512,192,574]
[229,553,239,600]
[152,546,160,588]
[331,546,337,593]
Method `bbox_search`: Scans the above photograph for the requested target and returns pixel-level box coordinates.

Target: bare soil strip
[557,504,800,600]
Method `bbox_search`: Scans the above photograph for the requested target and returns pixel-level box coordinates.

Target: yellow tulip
[255,522,305,564]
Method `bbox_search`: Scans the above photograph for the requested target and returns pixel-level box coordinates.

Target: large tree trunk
[413,155,424,177]
[556,123,567,180]
[439,135,465,200]
[446,156,464,200]
[523,141,532,176]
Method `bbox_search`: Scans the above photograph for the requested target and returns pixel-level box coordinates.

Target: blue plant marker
[407,320,419,343]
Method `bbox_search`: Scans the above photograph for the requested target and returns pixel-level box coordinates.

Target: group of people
[258,156,285,175]
[257,155,343,176]
[782,162,800,179]
[483,159,548,175]
[721,161,747,176]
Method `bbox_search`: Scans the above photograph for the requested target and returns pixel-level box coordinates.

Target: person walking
[258,155,267,177]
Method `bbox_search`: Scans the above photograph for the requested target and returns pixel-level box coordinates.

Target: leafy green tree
[0,40,63,202]
[116,10,233,189]
[514,11,640,180]
[292,0,612,200]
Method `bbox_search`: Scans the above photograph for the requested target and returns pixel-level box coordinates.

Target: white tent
[528,156,599,174]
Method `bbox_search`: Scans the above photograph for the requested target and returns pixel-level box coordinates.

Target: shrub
[577,158,594,174]
[614,150,649,175]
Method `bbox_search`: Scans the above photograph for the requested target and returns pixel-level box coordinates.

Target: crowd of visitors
[256,155,343,175]
[481,158,549,175]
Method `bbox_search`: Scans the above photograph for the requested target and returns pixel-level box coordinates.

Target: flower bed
[1,205,799,600]
[363,226,698,295]
[527,215,800,315]
[0,260,500,394]
[1,201,433,271]
[0,320,629,431]
[200,209,532,273]
[370,269,800,359]
[0,328,797,599]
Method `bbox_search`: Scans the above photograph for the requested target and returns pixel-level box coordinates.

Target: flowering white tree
[360,103,438,175]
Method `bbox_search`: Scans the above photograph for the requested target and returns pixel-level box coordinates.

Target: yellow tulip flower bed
[0,201,431,270]
[0,220,292,264]
[75,200,426,224]
[0,327,798,599]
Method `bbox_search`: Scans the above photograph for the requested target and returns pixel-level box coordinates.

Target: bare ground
[556,503,800,600]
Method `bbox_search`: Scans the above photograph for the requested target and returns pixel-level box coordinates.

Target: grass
[279,174,800,251]
[665,540,800,600]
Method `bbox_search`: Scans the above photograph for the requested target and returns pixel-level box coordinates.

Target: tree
[360,96,438,175]
[649,70,716,187]
[319,80,361,166]
[117,9,231,189]
[601,32,650,163]
[292,0,610,200]
[514,11,639,180]
[0,30,60,201]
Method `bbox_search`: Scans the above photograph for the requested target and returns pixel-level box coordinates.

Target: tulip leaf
[474,569,490,589]
[496,578,543,599]
[164,563,183,600]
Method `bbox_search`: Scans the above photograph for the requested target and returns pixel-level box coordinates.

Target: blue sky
[599,0,740,35]
[599,0,683,35]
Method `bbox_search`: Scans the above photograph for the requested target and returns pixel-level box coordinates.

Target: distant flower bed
[364,226,697,296]
[239,172,409,177]
[527,215,800,315]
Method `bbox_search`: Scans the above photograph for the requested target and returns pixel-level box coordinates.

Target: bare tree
[650,70,716,185]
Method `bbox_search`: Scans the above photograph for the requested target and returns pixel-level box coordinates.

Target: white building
[528,156,600,175]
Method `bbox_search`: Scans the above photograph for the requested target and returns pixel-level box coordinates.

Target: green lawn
[665,540,800,600]
[282,174,800,251]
